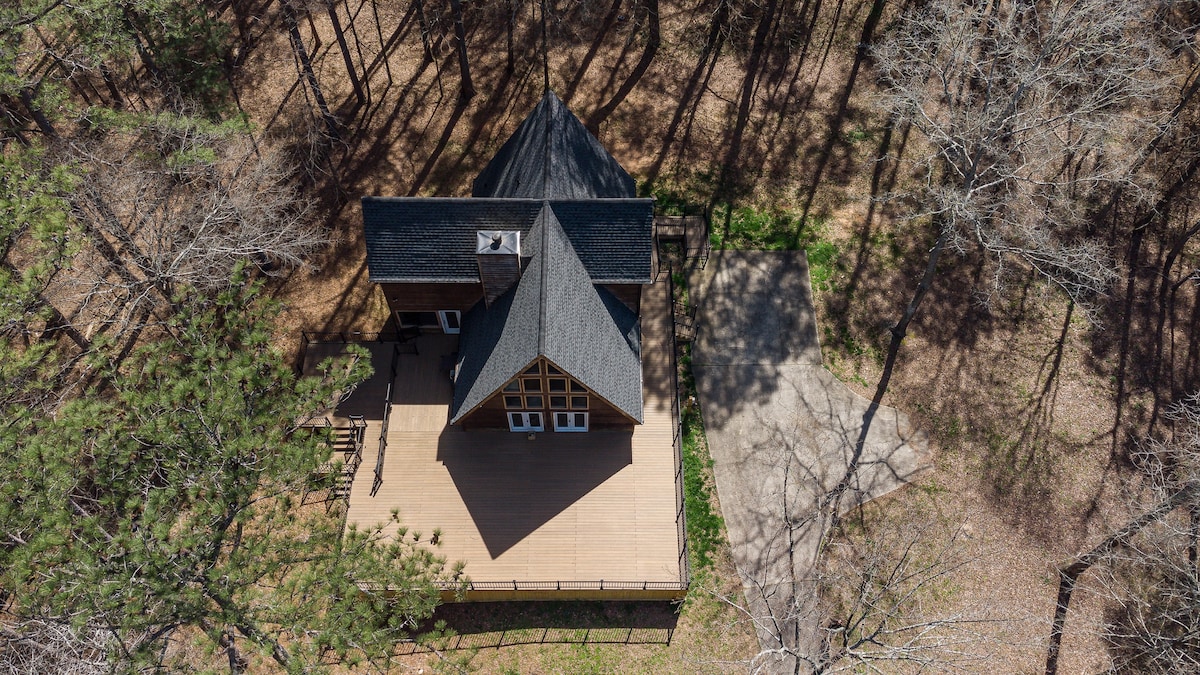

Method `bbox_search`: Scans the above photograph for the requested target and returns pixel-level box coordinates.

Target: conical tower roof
[473,91,637,199]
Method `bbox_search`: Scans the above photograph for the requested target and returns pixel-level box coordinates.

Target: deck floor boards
[320,277,682,586]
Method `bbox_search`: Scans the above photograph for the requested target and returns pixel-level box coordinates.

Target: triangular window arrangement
[500,360,590,413]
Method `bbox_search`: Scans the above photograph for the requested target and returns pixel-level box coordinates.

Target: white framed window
[508,411,544,432]
[437,310,461,334]
[553,412,588,432]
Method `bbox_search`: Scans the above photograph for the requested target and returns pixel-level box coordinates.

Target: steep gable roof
[362,197,652,283]
[451,204,643,424]
[472,91,637,199]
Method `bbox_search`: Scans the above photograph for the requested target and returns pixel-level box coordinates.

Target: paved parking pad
[690,251,927,673]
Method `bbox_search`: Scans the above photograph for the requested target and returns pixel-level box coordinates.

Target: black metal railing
[371,343,403,496]
[299,415,367,510]
[653,209,711,281]
[395,624,673,654]
[297,329,415,376]
[301,330,401,344]
[344,414,367,474]
[453,579,688,592]
[666,265,692,591]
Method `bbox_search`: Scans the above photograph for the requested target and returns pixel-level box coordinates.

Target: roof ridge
[537,201,550,355]
[541,96,553,200]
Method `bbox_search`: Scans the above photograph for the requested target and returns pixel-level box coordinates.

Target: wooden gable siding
[458,357,636,431]
[601,284,641,314]
[381,282,482,313]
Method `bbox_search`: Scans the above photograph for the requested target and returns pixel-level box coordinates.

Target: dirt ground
[229,0,1156,671]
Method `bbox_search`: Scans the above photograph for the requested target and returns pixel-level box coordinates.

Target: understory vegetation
[4,0,1200,672]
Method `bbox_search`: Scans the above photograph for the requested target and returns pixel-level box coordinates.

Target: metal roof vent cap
[476,230,520,256]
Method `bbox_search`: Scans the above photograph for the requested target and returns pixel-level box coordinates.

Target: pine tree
[0,272,458,672]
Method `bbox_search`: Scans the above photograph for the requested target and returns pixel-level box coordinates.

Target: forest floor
[229,0,1143,671]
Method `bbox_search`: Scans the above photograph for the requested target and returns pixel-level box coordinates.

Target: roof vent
[476,230,521,307]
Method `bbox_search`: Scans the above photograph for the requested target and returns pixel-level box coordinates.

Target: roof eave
[368,276,481,284]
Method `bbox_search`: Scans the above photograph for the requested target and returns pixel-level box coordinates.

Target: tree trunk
[449,0,475,100]
[413,0,435,64]
[1044,481,1200,675]
[874,226,949,406]
[281,0,340,140]
[506,0,515,74]
[100,64,126,109]
[1152,218,1200,383]
[18,88,56,137]
[326,0,366,105]
[821,224,949,524]
[370,0,393,83]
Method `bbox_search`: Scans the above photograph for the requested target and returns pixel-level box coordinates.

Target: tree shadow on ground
[690,251,821,429]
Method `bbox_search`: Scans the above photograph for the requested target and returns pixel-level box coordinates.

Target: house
[333,90,687,601]
[362,91,654,434]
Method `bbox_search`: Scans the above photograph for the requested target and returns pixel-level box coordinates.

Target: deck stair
[673,301,698,343]
[654,212,710,280]
[305,415,368,507]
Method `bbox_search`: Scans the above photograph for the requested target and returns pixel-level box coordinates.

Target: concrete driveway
[689,251,927,673]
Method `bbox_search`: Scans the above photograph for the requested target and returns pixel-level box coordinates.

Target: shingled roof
[362,197,652,284]
[363,89,650,428]
[450,204,643,424]
[473,91,636,199]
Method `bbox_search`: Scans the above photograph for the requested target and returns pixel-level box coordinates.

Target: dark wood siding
[601,284,642,314]
[585,396,637,431]
[458,393,511,430]
[381,282,483,313]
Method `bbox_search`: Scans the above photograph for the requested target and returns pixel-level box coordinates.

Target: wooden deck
[655,214,711,273]
[335,277,684,600]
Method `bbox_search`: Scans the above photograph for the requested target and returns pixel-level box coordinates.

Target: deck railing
[449,579,688,592]
[653,208,711,281]
[665,263,692,591]
[344,414,367,474]
[371,342,403,496]
[301,330,400,344]
[299,415,367,510]
[414,274,693,596]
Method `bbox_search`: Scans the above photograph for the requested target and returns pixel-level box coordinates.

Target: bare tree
[869,0,1168,405]
[710,514,998,674]
[48,111,326,345]
[323,0,367,106]
[0,620,129,675]
[1096,517,1200,674]
[449,0,475,100]
[1046,392,1200,674]
[281,0,341,140]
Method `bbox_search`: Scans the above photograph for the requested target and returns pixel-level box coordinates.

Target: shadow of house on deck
[437,430,633,558]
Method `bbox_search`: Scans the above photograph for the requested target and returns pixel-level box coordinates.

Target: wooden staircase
[673,301,698,343]
[305,415,367,509]
[654,213,711,281]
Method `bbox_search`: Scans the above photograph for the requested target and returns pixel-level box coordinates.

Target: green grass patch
[682,407,724,570]
[642,173,717,216]
[677,346,725,571]
[707,204,847,292]
[709,203,819,251]
[806,239,841,293]
[840,125,877,145]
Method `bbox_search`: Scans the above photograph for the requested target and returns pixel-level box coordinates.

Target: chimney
[476,230,521,307]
